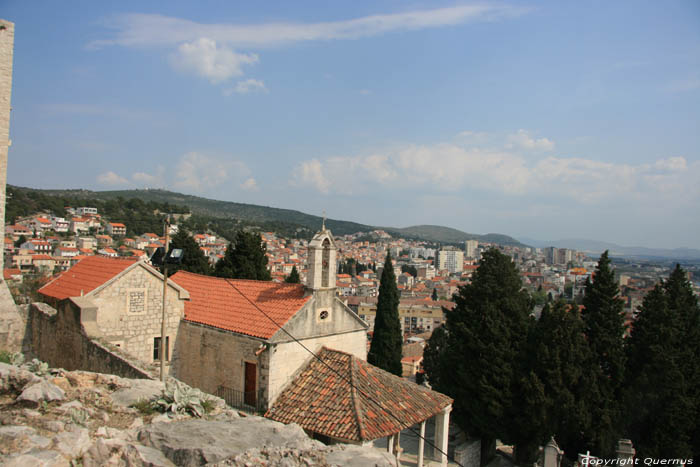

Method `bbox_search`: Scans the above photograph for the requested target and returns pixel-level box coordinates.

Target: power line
[225,279,463,467]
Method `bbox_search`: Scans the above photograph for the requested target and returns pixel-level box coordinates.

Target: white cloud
[291,136,700,206]
[224,78,268,95]
[506,129,555,151]
[292,159,331,193]
[653,156,687,171]
[173,152,251,192]
[91,6,529,49]
[132,166,166,187]
[241,178,259,191]
[97,171,129,186]
[170,38,259,83]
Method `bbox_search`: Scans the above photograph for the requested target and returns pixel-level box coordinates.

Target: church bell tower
[306,222,337,310]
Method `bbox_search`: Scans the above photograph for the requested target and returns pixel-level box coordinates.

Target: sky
[4,1,700,249]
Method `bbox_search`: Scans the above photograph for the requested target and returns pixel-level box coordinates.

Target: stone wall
[173,321,270,405]
[89,265,185,365]
[25,301,152,379]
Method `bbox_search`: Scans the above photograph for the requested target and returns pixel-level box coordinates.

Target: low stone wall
[25,301,152,380]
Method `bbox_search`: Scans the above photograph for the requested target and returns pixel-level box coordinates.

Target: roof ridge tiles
[348,352,367,440]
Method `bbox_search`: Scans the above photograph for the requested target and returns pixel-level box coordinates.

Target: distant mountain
[387,225,525,247]
[10,185,523,246]
[519,237,700,261]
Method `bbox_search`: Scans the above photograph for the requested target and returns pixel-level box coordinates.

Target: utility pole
[159,215,170,382]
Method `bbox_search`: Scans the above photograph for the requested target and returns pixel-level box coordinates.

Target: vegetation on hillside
[6,186,189,237]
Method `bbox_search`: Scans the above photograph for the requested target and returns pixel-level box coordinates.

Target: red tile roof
[266,347,452,442]
[38,256,139,301]
[170,271,310,340]
[3,268,21,280]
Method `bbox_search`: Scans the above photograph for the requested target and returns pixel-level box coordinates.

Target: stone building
[38,256,189,367]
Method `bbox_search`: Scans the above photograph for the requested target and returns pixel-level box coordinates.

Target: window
[321,239,330,288]
[319,310,329,320]
[153,336,170,361]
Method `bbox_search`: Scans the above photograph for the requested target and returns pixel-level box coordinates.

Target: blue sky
[4,1,700,249]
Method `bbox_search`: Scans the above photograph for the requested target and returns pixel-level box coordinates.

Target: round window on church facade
[319,310,329,320]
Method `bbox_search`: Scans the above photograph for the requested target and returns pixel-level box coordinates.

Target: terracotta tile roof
[38,256,139,301]
[4,268,21,280]
[170,271,310,340]
[266,347,452,442]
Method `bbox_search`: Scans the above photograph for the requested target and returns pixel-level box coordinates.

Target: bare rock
[138,418,320,466]
[3,448,70,467]
[82,437,128,467]
[17,380,66,404]
[53,426,91,458]
[43,420,65,433]
[0,425,38,454]
[0,362,40,394]
[111,379,164,407]
[65,371,99,388]
[325,443,398,467]
[122,443,176,467]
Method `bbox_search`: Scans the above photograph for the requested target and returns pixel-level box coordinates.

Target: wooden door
[244,362,256,406]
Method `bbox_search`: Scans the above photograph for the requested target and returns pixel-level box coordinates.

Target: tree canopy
[581,250,626,456]
[165,229,212,276]
[214,230,271,281]
[367,252,403,376]
[424,248,532,462]
[623,265,700,459]
[285,265,300,284]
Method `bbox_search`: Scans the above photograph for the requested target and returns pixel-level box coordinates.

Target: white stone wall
[90,266,185,364]
[267,329,367,403]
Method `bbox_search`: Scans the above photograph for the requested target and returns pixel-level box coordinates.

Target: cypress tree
[581,250,625,456]
[437,248,532,462]
[214,230,271,280]
[623,265,700,458]
[166,229,212,275]
[367,252,403,376]
[285,265,300,284]
[431,287,438,301]
[524,300,598,460]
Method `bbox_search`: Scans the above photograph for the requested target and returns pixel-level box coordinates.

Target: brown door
[244,362,257,406]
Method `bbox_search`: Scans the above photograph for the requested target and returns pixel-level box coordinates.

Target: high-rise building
[437,247,464,274]
[465,240,479,259]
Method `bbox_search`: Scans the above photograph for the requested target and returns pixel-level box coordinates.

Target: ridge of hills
[8,186,525,246]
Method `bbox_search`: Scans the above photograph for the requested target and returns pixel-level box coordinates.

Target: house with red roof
[105,222,126,236]
[38,256,189,367]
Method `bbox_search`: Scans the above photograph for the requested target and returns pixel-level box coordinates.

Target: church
[170,226,369,409]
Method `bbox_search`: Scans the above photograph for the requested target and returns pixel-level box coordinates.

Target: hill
[386,225,525,247]
[7,185,523,246]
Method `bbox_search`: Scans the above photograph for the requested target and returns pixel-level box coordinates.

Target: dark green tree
[166,229,212,275]
[401,264,418,277]
[285,265,300,284]
[367,252,402,376]
[214,230,271,280]
[430,248,532,463]
[524,301,598,460]
[423,324,448,390]
[581,250,625,456]
[431,287,438,301]
[623,265,700,459]
[14,235,27,248]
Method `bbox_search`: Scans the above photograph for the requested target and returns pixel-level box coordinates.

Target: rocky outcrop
[0,357,397,466]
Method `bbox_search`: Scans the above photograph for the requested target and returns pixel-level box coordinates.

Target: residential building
[436,247,464,274]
